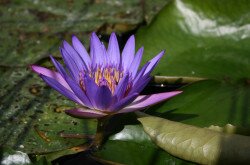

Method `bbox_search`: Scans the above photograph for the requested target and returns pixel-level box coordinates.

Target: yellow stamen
[97,67,122,94]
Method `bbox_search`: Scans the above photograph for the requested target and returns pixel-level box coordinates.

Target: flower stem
[91,116,111,150]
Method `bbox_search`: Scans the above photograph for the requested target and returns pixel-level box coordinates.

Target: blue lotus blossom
[31,32,181,118]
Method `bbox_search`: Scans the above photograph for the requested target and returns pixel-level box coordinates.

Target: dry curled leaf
[138,116,250,165]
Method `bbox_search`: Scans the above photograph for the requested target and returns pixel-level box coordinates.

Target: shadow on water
[0,148,3,164]
[241,83,250,126]
[227,83,239,124]
[149,108,198,122]
[145,100,198,122]
[228,80,250,127]
[52,151,102,165]
[148,148,193,165]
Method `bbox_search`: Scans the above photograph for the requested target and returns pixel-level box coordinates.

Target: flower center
[79,66,129,95]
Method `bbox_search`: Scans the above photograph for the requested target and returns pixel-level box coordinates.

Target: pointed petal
[128,62,151,95]
[63,40,87,71]
[40,75,83,105]
[30,65,71,91]
[50,56,93,108]
[109,93,139,112]
[72,35,91,67]
[118,91,182,113]
[113,74,129,99]
[133,62,150,84]
[122,35,135,71]
[144,50,165,75]
[101,43,108,65]
[60,47,79,81]
[107,32,120,65]
[64,76,93,108]
[83,75,99,109]
[90,32,104,67]
[130,47,143,78]
[96,85,113,110]
[65,108,107,119]
[50,55,68,77]
[129,76,151,95]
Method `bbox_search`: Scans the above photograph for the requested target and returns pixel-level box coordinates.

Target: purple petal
[83,75,99,109]
[72,35,91,68]
[50,56,68,77]
[130,76,151,95]
[63,40,87,71]
[30,65,71,91]
[40,75,83,105]
[130,47,144,78]
[90,32,105,67]
[65,108,107,118]
[95,85,113,110]
[50,56,93,108]
[109,93,139,112]
[133,62,149,83]
[107,32,120,65]
[122,35,135,72]
[101,43,108,65]
[64,76,93,108]
[60,47,79,81]
[118,91,182,113]
[144,50,165,76]
[113,74,129,100]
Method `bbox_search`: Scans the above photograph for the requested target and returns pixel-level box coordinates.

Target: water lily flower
[31,32,181,118]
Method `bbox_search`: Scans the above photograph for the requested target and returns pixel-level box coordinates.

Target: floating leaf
[147,79,250,128]
[0,0,166,66]
[136,0,250,80]
[0,68,97,154]
[139,116,250,164]
[95,128,192,165]
[95,114,193,164]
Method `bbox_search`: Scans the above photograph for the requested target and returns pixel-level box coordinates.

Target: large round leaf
[136,0,250,80]
[135,1,250,162]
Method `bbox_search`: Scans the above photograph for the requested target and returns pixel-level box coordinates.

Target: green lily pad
[0,0,167,67]
[95,125,193,165]
[133,1,250,163]
[147,79,250,127]
[0,67,97,154]
[136,0,250,80]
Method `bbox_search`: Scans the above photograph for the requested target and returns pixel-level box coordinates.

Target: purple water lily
[31,32,181,118]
